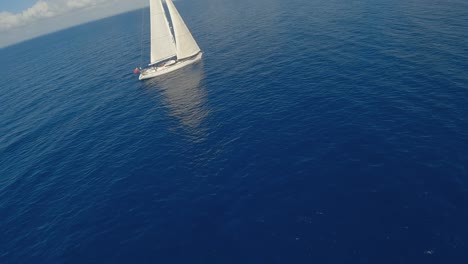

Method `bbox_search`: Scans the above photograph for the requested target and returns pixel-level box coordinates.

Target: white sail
[165,0,201,60]
[150,0,176,64]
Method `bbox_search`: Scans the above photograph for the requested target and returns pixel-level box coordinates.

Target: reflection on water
[143,63,209,140]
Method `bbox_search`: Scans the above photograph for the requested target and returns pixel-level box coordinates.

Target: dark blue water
[1,0,468,263]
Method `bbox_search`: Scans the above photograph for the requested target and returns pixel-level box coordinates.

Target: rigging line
[140,6,145,68]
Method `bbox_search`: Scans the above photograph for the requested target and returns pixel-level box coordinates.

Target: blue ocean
[1,0,467,263]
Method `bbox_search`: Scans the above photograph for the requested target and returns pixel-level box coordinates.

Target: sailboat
[138,0,203,80]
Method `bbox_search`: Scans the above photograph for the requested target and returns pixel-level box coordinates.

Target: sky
[0,0,148,48]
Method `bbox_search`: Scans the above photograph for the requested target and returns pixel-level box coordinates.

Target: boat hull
[139,52,203,80]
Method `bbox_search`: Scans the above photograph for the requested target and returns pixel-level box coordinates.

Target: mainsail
[165,0,201,60]
[150,0,176,64]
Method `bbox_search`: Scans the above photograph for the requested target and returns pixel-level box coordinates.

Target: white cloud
[0,0,107,31]
[0,1,54,30]
[0,0,148,48]
[66,0,99,9]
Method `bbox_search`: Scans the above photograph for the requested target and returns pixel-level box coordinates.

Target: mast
[165,0,201,60]
[150,0,176,64]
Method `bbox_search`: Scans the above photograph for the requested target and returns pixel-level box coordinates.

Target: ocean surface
[1,0,468,263]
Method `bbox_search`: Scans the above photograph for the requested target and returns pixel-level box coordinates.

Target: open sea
[1,0,468,263]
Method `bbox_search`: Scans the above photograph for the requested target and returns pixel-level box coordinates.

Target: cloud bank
[0,0,106,31]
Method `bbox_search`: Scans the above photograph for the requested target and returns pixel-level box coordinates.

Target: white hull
[139,52,203,80]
